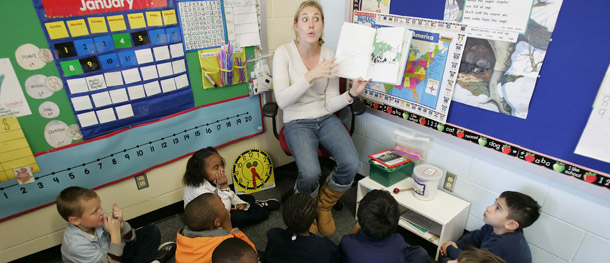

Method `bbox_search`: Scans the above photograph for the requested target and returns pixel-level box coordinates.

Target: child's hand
[232,204,246,210]
[440,241,457,256]
[352,222,361,234]
[214,171,229,188]
[112,203,124,228]
[104,215,122,244]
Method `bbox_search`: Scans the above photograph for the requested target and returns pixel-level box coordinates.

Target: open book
[335,22,413,85]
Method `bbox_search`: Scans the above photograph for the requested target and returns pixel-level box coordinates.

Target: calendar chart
[33,0,194,139]
[0,95,263,221]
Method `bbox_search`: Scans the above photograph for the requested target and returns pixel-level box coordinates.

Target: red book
[368,150,411,169]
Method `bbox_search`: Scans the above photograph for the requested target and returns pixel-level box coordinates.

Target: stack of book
[368,150,410,169]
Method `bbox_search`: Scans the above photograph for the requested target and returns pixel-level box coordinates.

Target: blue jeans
[284,114,359,194]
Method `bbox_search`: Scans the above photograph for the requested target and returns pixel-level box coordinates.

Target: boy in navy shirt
[441,191,541,263]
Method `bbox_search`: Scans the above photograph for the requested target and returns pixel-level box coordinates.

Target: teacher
[272,0,370,236]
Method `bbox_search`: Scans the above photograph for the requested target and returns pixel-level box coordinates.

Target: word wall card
[33,0,194,139]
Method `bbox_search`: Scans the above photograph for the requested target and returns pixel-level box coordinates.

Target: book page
[335,22,376,80]
[367,26,410,85]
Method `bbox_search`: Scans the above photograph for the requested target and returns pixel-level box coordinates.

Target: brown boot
[317,182,345,236]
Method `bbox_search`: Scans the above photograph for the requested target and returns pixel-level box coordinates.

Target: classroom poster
[361,0,391,14]
[0,58,32,117]
[0,95,264,222]
[445,0,564,118]
[178,0,226,51]
[355,11,467,124]
[224,0,261,48]
[575,65,610,164]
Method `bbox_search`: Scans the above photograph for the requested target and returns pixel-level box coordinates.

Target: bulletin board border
[362,99,610,190]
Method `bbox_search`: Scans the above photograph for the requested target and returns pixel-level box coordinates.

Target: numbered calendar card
[33,0,194,139]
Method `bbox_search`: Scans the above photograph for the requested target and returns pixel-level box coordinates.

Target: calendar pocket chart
[0,95,264,222]
[33,0,194,139]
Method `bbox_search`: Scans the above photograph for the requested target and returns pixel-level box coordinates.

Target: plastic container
[412,164,444,200]
[369,160,414,187]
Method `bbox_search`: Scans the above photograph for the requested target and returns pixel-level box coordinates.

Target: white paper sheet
[115,104,134,119]
[140,65,159,80]
[104,71,124,87]
[160,78,177,92]
[66,78,89,94]
[135,48,154,64]
[127,84,146,100]
[144,81,161,96]
[175,74,189,89]
[77,111,98,127]
[109,88,129,104]
[85,74,107,91]
[91,91,112,108]
[96,108,116,124]
[172,59,186,74]
[153,45,171,61]
[157,62,174,77]
[170,43,185,58]
[70,95,93,111]
[122,68,141,84]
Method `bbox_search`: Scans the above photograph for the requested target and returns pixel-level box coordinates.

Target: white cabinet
[356,176,470,260]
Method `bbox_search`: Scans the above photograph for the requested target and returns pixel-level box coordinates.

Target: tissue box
[369,159,414,187]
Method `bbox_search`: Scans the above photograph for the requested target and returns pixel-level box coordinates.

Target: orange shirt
[175,228,256,263]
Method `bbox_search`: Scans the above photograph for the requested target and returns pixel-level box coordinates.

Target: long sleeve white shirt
[183,180,249,211]
[272,41,351,123]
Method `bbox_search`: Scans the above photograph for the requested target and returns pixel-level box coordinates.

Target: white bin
[412,164,444,201]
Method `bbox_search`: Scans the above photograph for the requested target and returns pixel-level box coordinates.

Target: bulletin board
[0,0,262,221]
[353,0,610,189]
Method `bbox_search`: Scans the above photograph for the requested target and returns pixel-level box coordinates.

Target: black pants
[231,194,269,228]
[122,224,161,263]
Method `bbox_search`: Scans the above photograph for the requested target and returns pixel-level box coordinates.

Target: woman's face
[294,6,324,45]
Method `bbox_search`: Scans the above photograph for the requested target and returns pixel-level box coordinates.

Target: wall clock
[232,148,275,194]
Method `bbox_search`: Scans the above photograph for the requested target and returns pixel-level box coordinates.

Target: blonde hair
[293,0,325,45]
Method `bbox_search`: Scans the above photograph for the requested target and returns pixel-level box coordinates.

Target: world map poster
[354,11,467,123]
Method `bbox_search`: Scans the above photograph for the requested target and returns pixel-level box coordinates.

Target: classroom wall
[353,110,610,263]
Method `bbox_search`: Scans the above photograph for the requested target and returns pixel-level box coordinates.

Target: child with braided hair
[264,193,339,263]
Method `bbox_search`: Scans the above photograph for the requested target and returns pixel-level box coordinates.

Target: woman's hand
[346,77,371,101]
[305,58,338,83]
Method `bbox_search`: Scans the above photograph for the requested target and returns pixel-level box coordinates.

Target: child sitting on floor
[441,191,540,263]
[339,189,429,263]
[175,192,256,263]
[264,192,340,262]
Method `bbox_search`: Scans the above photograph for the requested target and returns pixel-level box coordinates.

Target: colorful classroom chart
[177,0,226,51]
[33,0,193,139]
[0,95,263,222]
[0,116,39,183]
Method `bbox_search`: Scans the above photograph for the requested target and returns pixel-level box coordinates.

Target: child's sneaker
[255,199,280,212]
[155,242,176,263]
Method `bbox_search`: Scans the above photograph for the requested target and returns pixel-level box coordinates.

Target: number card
[32,0,193,139]
[177,0,226,51]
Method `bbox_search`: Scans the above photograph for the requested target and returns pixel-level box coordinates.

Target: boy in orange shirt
[175,193,256,263]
